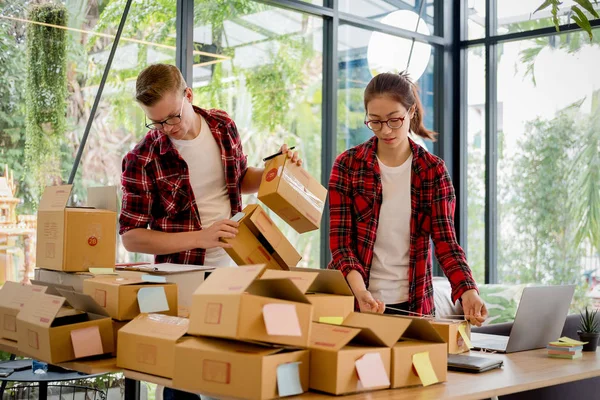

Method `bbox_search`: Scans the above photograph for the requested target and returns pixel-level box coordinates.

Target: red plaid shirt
[119,107,248,265]
[328,137,477,315]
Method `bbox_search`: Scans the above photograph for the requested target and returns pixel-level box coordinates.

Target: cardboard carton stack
[309,312,447,395]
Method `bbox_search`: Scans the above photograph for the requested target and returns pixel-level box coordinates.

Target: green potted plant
[578,307,600,352]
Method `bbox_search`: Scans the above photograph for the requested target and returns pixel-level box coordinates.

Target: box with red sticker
[258,154,327,234]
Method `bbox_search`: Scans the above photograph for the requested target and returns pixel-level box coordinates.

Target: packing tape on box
[282,169,325,213]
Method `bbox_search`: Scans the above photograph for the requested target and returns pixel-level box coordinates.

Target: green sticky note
[319,317,344,325]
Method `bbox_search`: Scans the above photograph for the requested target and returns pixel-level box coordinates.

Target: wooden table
[124,349,600,400]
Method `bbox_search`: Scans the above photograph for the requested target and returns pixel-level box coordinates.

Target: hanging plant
[25,2,68,194]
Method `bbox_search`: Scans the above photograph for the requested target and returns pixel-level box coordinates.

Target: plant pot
[578,331,600,352]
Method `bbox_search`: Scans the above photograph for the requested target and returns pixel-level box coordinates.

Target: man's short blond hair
[135,64,187,106]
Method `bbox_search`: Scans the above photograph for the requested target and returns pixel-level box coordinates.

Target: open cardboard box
[261,267,354,322]
[188,265,313,348]
[117,313,190,379]
[258,154,327,233]
[36,185,117,272]
[16,289,114,364]
[83,273,178,321]
[115,263,213,317]
[0,282,47,341]
[173,337,309,400]
[341,313,447,389]
[431,319,472,354]
[222,204,301,270]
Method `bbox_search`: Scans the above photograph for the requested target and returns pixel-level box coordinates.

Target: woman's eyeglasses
[364,112,408,131]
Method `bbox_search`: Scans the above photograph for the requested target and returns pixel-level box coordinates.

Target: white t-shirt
[171,115,235,267]
[368,153,413,304]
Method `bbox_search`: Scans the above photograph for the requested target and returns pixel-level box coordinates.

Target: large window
[465,0,600,311]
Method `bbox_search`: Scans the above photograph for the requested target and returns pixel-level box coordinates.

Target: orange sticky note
[458,323,473,349]
[70,326,103,358]
[355,353,390,389]
[263,304,302,336]
[412,352,438,387]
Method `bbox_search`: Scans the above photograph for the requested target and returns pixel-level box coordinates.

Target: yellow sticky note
[89,268,117,275]
[412,352,438,387]
[558,337,586,346]
[319,317,344,325]
[458,323,473,349]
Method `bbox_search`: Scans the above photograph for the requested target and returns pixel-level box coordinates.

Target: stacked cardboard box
[431,319,473,354]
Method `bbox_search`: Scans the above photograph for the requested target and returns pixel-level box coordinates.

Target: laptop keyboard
[471,333,509,351]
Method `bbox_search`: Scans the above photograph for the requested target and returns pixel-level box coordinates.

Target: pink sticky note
[70,326,103,358]
[263,304,302,336]
[355,353,390,389]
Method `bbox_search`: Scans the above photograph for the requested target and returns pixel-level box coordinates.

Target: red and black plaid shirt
[328,137,478,315]
[119,106,248,265]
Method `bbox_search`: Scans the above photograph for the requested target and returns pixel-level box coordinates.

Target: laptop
[471,285,575,353]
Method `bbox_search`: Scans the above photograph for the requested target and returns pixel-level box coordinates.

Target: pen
[263,146,296,162]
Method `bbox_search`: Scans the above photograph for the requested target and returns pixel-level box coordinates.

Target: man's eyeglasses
[364,112,408,132]
[145,93,186,131]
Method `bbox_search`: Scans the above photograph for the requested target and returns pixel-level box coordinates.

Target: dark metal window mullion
[176,0,194,86]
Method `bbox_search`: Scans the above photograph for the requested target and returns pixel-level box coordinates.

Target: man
[119,64,300,268]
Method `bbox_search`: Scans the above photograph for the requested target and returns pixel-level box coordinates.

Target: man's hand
[195,219,239,249]
[461,289,488,327]
[279,144,302,166]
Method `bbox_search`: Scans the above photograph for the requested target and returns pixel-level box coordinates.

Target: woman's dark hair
[364,71,437,141]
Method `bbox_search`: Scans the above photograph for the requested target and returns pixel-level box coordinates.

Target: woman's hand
[356,290,385,314]
[461,289,488,327]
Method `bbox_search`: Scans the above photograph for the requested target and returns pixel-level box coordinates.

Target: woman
[328,72,487,326]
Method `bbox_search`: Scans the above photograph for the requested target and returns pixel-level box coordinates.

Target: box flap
[87,186,118,212]
[38,185,73,211]
[0,281,47,308]
[404,318,446,343]
[246,279,311,304]
[179,336,283,356]
[17,292,65,327]
[290,267,353,296]
[30,280,75,296]
[248,206,284,250]
[260,270,319,294]
[122,313,188,341]
[56,288,110,317]
[343,312,410,347]
[194,265,266,295]
[84,275,166,287]
[309,322,361,351]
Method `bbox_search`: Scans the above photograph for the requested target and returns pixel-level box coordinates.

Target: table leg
[0,353,16,398]
[124,378,140,400]
[39,381,48,400]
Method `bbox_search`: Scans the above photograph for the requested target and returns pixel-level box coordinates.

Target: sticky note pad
[559,337,586,346]
[277,362,303,397]
[458,323,473,349]
[137,287,169,313]
[89,268,117,275]
[412,352,438,387]
[141,274,167,283]
[355,353,390,389]
[319,316,343,325]
[71,326,103,358]
[263,304,302,336]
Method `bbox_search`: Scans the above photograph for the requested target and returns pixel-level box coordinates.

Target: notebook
[447,354,504,373]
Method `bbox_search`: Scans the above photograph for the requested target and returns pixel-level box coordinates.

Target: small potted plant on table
[578,307,599,352]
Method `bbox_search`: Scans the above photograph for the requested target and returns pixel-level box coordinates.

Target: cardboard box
[188,265,313,348]
[116,263,212,318]
[223,204,301,270]
[173,337,309,400]
[117,313,190,378]
[36,185,117,272]
[341,313,448,389]
[83,274,178,321]
[431,320,472,354]
[16,290,115,363]
[261,268,354,322]
[0,282,47,340]
[34,269,94,292]
[258,154,327,233]
[308,319,396,395]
